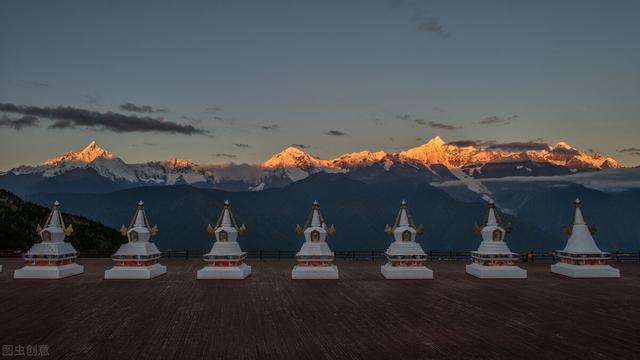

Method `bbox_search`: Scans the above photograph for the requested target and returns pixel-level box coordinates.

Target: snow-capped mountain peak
[399,136,452,167]
[263,147,330,169]
[552,141,575,151]
[43,140,115,165]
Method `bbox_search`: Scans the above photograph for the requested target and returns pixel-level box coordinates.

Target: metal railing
[1,249,639,262]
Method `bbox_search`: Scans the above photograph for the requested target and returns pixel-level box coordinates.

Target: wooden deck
[1,259,639,360]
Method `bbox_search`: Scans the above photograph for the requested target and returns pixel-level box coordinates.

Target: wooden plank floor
[0,258,639,360]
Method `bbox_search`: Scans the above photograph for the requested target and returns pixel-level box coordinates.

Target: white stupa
[465,201,527,279]
[104,201,167,279]
[291,201,338,279]
[550,198,620,278]
[197,200,251,279]
[381,200,433,279]
[14,201,84,279]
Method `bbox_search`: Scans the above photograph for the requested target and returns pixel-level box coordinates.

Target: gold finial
[120,224,128,236]
[473,223,482,235]
[207,224,215,235]
[238,223,247,235]
[563,225,572,235]
[589,224,598,235]
[416,224,424,236]
[150,224,159,236]
[64,224,74,236]
[327,224,336,236]
[295,224,303,236]
[36,224,43,233]
[384,224,393,235]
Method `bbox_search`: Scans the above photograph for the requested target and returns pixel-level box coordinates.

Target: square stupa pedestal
[291,265,339,279]
[465,263,527,279]
[381,264,433,279]
[104,264,166,279]
[14,263,84,279]
[550,263,620,278]
[197,264,251,279]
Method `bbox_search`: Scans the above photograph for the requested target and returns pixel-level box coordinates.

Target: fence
[1,249,640,262]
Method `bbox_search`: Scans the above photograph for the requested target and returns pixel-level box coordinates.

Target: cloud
[488,141,549,152]
[416,18,449,37]
[213,153,237,159]
[447,139,497,148]
[0,102,207,135]
[449,140,482,147]
[234,143,249,148]
[291,143,312,149]
[395,114,411,121]
[432,107,445,112]
[428,121,460,131]
[479,114,520,126]
[31,81,51,88]
[414,118,427,125]
[391,0,450,38]
[619,147,640,153]
[120,102,165,113]
[0,114,39,130]
[143,142,158,147]
[204,107,222,114]
[324,130,348,136]
[261,124,280,131]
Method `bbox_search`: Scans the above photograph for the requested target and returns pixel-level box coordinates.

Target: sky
[1,0,639,169]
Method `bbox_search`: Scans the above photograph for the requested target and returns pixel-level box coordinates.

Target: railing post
[278,250,281,260]
[259,250,263,260]
[449,250,452,260]
[352,250,356,260]
[371,250,374,262]
[186,249,189,259]
[429,250,432,261]
[168,250,171,259]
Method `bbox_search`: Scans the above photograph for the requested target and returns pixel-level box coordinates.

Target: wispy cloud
[0,102,207,135]
[0,114,39,130]
[478,114,520,126]
[324,130,348,136]
[261,124,280,131]
[234,143,249,148]
[488,141,549,152]
[391,0,450,38]
[120,102,166,113]
[619,147,640,156]
[395,114,412,121]
[31,81,52,88]
[448,139,500,148]
[214,153,237,159]
[291,143,312,149]
[428,121,460,131]
[204,107,222,114]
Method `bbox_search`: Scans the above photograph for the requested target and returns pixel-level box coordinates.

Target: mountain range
[0,137,622,195]
[2,138,639,253]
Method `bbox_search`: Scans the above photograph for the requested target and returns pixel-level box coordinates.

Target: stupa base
[550,262,620,278]
[197,264,251,279]
[104,264,167,279]
[292,265,339,279]
[14,263,84,279]
[381,263,433,279]
[465,263,527,279]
